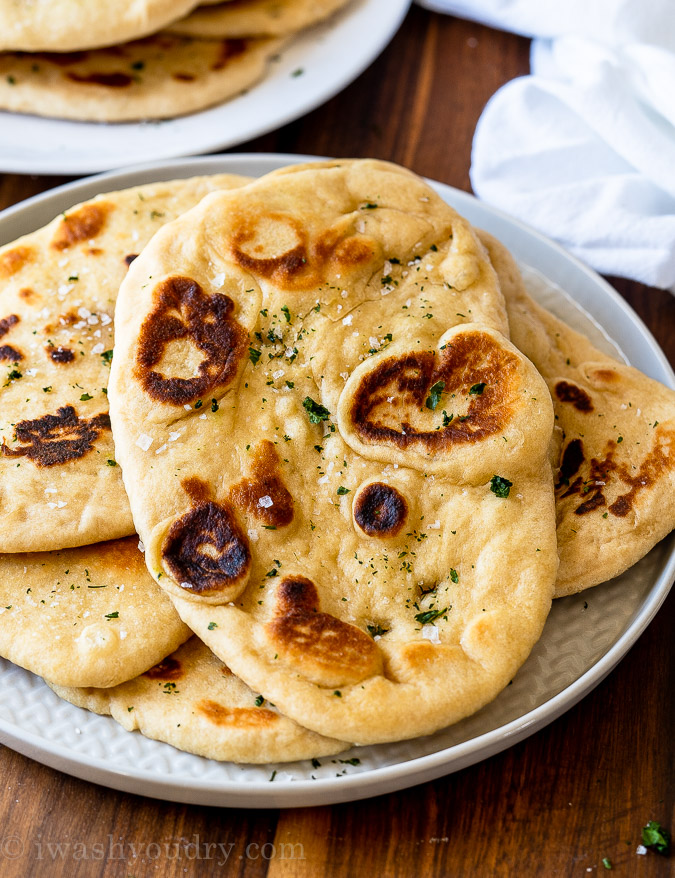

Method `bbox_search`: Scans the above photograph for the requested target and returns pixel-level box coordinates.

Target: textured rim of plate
[0,0,412,175]
[0,154,673,808]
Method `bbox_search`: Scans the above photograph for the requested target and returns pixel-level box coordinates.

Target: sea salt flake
[422,624,440,644]
[136,433,152,451]
[258,495,273,508]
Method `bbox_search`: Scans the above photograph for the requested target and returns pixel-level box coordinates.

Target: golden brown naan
[109,159,558,744]
[480,231,675,596]
[49,636,346,763]
[0,0,201,52]
[169,0,352,38]
[0,174,250,553]
[0,34,283,122]
[0,537,190,688]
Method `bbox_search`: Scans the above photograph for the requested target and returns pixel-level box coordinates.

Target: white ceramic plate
[0,0,411,176]
[0,155,673,808]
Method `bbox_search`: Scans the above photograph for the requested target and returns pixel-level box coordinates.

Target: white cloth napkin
[417,0,675,290]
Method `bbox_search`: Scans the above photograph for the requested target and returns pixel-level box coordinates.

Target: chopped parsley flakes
[303,396,330,424]
[490,475,513,498]
[425,380,445,411]
[642,821,670,855]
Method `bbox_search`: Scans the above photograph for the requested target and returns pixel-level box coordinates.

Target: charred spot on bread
[162,501,251,597]
[353,482,407,537]
[1,405,110,466]
[135,276,247,406]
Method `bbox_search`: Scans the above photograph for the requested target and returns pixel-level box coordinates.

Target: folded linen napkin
[417,0,675,290]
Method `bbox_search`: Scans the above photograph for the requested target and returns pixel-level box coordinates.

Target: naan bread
[49,636,346,763]
[169,0,351,38]
[0,537,190,688]
[0,34,282,122]
[110,159,557,744]
[0,173,251,553]
[0,0,201,51]
[480,231,675,597]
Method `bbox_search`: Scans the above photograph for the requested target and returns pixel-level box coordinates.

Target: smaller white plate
[0,155,673,809]
[0,0,411,175]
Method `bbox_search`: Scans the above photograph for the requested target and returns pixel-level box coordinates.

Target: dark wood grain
[0,6,673,876]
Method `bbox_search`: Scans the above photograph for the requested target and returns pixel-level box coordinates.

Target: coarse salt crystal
[342,314,353,327]
[56,501,67,508]
[369,336,379,348]
[258,495,273,508]
[136,433,152,451]
[44,487,57,494]
[168,431,182,442]
[100,313,112,326]
[184,404,191,411]
[422,624,440,644]
[119,630,128,640]
[273,369,285,379]
[428,520,441,529]
[340,372,349,380]
[247,529,259,542]
[87,315,99,325]
[91,342,104,354]
[180,581,192,590]
[47,502,57,509]
[211,273,225,288]
[155,443,167,455]
[636,845,647,855]
[386,396,394,403]
[138,540,145,553]
[77,307,91,318]
[199,413,207,420]
[25,368,37,377]
[341,290,348,298]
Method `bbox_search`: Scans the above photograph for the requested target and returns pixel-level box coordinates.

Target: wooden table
[0,6,673,876]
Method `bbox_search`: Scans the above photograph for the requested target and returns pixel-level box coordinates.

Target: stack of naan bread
[0,159,673,764]
[0,0,352,121]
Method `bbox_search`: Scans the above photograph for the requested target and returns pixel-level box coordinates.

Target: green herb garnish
[414,607,448,624]
[642,821,671,855]
[425,380,445,411]
[469,382,486,395]
[490,475,513,498]
[303,396,330,424]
